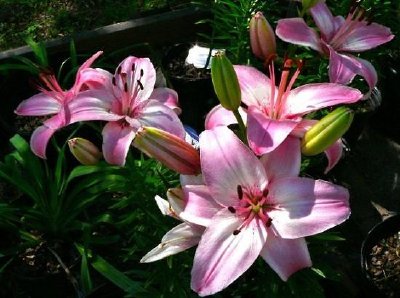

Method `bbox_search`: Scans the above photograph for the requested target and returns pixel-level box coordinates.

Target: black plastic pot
[361,213,400,296]
[162,42,218,133]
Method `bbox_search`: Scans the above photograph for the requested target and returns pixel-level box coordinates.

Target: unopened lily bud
[68,138,102,165]
[134,127,201,175]
[249,12,276,61]
[211,51,241,111]
[301,107,354,156]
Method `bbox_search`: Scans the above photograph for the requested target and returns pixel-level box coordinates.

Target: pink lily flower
[70,56,185,165]
[182,126,350,296]
[205,60,362,171]
[14,51,109,158]
[276,1,394,89]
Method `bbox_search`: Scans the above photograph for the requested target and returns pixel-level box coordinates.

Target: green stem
[232,109,247,145]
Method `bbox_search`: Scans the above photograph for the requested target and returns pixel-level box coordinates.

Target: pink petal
[115,57,156,104]
[30,125,57,159]
[180,174,204,186]
[69,90,123,123]
[309,1,337,42]
[328,48,359,86]
[291,119,317,138]
[234,65,276,108]
[135,99,185,139]
[102,121,136,166]
[268,177,350,239]
[247,107,299,155]
[140,222,204,263]
[352,55,378,90]
[324,138,343,174]
[154,195,175,217]
[180,185,222,227]
[336,21,394,52]
[276,18,323,52]
[199,126,267,207]
[260,235,312,281]
[260,136,301,181]
[191,209,267,296]
[205,104,247,130]
[77,51,103,72]
[284,83,362,117]
[150,87,181,115]
[15,93,61,116]
[76,68,113,92]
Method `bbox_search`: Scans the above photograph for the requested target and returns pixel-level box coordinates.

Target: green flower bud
[249,11,276,62]
[301,107,354,156]
[211,51,241,111]
[68,138,102,165]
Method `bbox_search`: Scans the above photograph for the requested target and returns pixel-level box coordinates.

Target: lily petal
[260,136,301,181]
[284,83,362,117]
[140,223,204,263]
[181,185,221,227]
[247,107,299,155]
[352,55,378,90]
[150,87,181,115]
[324,138,343,174]
[309,1,337,42]
[191,209,267,296]
[205,104,247,130]
[268,177,350,239]
[260,235,312,281]
[199,126,267,207]
[328,49,359,86]
[234,65,276,108]
[15,93,61,116]
[102,121,136,166]
[336,21,394,52]
[136,99,185,139]
[276,18,323,53]
[30,125,57,159]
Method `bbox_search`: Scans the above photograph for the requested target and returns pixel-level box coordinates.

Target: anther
[262,188,269,197]
[124,82,128,92]
[233,230,241,235]
[117,66,122,74]
[228,206,236,213]
[266,218,273,227]
[140,69,144,77]
[112,76,116,86]
[132,63,135,72]
[137,80,144,90]
[237,185,243,200]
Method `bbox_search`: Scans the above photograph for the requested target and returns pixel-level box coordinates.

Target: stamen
[117,66,122,74]
[237,185,243,200]
[131,63,135,72]
[137,80,144,91]
[140,69,144,77]
[228,206,236,213]
[112,76,116,86]
[124,82,128,92]
[262,188,269,197]
[266,218,273,227]
[233,230,241,235]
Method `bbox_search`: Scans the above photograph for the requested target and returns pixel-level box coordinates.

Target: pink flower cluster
[14,0,393,296]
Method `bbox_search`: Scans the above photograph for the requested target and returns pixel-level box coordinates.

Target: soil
[366,230,400,297]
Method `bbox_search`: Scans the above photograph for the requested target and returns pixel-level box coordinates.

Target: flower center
[228,184,273,235]
[112,63,145,115]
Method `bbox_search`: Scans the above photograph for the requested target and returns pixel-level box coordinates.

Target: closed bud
[249,12,276,62]
[211,51,241,111]
[134,127,201,175]
[301,107,354,156]
[67,138,102,165]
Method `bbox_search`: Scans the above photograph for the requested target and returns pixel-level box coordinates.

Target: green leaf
[80,251,93,293]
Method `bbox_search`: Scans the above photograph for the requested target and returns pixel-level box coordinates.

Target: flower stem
[232,109,247,145]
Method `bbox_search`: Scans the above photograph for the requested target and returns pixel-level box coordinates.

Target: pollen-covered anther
[233,230,241,235]
[228,206,236,213]
[237,185,243,200]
